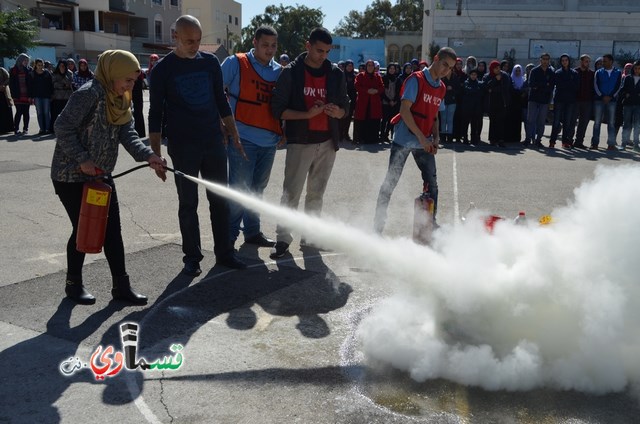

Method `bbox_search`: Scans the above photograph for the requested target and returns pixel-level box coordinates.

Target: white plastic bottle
[514,211,527,225]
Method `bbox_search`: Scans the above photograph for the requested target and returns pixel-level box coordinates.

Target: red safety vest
[231,53,282,135]
[391,71,445,137]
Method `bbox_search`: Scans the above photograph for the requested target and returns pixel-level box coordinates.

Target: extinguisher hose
[90,164,187,180]
[109,163,150,179]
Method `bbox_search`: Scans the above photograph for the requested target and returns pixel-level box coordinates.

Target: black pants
[460,108,483,142]
[13,103,29,132]
[168,142,232,264]
[53,178,126,280]
[50,99,68,132]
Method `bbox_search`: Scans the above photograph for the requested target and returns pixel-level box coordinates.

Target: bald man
[148,15,247,276]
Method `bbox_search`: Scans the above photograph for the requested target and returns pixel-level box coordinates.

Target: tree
[0,8,39,59]
[237,4,324,57]
[334,0,423,38]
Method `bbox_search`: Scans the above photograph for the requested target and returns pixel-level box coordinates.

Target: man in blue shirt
[221,26,283,249]
[373,47,457,235]
[591,54,622,150]
[148,15,247,276]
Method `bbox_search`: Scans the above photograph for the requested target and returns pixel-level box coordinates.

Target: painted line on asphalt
[452,151,460,223]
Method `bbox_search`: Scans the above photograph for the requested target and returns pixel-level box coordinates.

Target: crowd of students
[336,53,640,152]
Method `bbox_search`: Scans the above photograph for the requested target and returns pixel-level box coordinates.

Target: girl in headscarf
[506,64,526,142]
[476,60,487,80]
[341,59,357,142]
[146,54,159,88]
[380,63,401,141]
[50,60,73,131]
[353,59,384,144]
[484,60,511,147]
[73,59,94,90]
[463,56,477,75]
[399,62,413,84]
[8,53,32,135]
[51,50,166,305]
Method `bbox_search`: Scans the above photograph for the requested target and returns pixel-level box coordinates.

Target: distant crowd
[331,53,640,152]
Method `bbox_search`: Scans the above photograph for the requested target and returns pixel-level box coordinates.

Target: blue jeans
[374,142,438,233]
[549,101,576,143]
[526,101,548,142]
[621,104,640,148]
[34,97,50,133]
[228,139,277,243]
[440,103,456,135]
[591,100,618,147]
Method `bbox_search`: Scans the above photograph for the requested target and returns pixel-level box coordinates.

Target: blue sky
[240,1,374,31]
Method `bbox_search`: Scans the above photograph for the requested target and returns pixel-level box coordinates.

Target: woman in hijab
[341,59,357,142]
[476,61,487,80]
[463,56,477,75]
[72,59,94,91]
[50,60,73,131]
[51,50,166,305]
[9,53,32,135]
[146,54,159,88]
[353,59,384,144]
[506,64,526,142]
[399,62,413,84]
[484,60,511,147]
[380,63,401,142]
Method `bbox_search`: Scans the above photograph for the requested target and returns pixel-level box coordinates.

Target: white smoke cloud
[188,164,640,394]
[358,164,640,393]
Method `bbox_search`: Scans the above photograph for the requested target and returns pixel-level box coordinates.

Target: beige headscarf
[94,50,140,125]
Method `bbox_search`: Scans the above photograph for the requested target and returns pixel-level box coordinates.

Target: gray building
[419,0,640,66]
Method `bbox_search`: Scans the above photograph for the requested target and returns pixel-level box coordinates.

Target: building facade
[181,0,240,51]
[425,0,640,66]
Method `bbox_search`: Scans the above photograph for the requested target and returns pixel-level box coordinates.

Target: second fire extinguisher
[76,171,112,254]
[413,183,435,245]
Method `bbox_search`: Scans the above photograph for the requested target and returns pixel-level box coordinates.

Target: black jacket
[621,74,640,106]
[271,52,350,150]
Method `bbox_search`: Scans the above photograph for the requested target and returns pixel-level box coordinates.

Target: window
[155,20,162,42]
[401,44,414,64]
[228,15,232,24]
[387,44,399,63]
[235,17,238,26]
[170,0,178,6]
[152,0,162,5]
[113,22,119,34]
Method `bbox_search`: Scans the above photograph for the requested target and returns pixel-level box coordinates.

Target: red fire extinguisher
[76,169,112,253]
[413,183,435,245]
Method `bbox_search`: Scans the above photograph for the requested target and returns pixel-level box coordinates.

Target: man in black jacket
[269,27,350,258]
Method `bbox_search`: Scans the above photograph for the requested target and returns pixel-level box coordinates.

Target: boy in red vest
[373,47,457,234]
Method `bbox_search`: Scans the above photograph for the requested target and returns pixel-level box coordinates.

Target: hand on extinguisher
[147,154,167,182]
[80,160,100,176]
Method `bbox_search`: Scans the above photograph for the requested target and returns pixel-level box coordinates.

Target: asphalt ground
[1,94,639,423]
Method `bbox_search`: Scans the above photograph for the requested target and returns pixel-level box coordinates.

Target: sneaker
[182,261,202,276]
[548,142,556,148]
[562,143,572,149]
[589,144,599,150]
[217,253,247,269]
[269,241,289,259]
[606,145,618,151]
[573,142,587,149]
[244,232,275,247]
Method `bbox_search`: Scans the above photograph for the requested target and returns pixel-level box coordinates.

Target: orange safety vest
[231,53,282,135]
[391,71,445,137]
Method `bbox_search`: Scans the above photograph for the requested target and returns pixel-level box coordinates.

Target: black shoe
[573,143,587,149]
[217,253,247,269]
[269,241,290,259]
[182,261,202,276]
[111,275,148,305]
[65,280,96,305]
[244,232,275,247]
[589,144,599,150]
